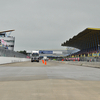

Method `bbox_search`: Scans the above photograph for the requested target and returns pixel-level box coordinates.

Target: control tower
[0,30,15,51]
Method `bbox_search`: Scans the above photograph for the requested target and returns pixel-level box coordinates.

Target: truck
[31,51,39,62]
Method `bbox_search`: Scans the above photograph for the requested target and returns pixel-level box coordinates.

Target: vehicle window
[32,53,39,56]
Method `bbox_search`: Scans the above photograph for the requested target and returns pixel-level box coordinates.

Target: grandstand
[0,30,28,58]
[61,28,100,58]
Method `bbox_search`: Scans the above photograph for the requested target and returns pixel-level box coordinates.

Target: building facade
[0,30,15,51]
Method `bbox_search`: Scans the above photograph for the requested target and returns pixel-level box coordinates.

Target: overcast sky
[0,0,100,51]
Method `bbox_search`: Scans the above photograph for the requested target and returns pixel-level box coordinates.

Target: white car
[43,56,49,61]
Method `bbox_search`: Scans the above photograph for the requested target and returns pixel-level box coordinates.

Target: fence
[80,57,100,62]
[65,56,100,62]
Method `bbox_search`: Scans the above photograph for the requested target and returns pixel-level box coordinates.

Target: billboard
[39,50,53,54]
[53,51,62,54]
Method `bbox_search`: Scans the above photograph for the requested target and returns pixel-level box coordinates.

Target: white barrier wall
[0,57,30,64]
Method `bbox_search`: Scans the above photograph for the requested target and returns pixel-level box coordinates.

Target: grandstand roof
[61,28,100,50]
[0,30,15,33]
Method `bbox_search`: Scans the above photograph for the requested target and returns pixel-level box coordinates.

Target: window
[8,45,14,47]
[5,40,14,42]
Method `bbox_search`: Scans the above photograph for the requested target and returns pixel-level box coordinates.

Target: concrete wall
[65,61,100,68]
[0,46,27,58]
[0,57,30,65]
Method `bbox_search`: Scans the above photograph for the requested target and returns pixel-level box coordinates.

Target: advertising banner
[1,39,7,46]
[53,51,62,54]
[92,53,99,57]
[39,50,53,54]
[88,53,92,57]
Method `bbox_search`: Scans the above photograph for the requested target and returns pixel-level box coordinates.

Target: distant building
[0,30,15,51]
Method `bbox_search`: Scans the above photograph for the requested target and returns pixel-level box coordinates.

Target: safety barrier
[0,57,30,65]
[65,61,100,68]
[65,57,100,62]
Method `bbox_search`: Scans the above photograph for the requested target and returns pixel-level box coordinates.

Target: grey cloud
[0,0,100,51]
